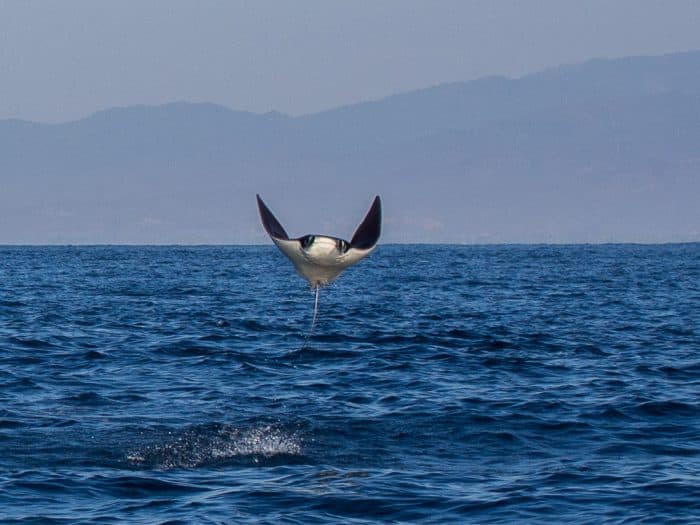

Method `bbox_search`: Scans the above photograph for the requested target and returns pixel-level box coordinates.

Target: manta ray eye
[337,239,349,253]
[301,235,315,249]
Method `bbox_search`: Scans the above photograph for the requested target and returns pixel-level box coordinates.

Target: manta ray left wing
[256,194,307,268]
[256,194,289,240]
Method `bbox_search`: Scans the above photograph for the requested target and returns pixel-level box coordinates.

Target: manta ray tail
[311,285,320,333]
[302,286,321,349]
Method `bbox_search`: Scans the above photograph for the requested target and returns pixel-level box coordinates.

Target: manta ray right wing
[350,196,382,250]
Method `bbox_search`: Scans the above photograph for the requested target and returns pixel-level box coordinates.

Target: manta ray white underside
[256,194,382,287]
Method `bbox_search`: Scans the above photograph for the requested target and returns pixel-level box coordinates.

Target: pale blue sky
[2,0,700,123]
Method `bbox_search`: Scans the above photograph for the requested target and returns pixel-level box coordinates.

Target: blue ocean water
[0,244,698,524]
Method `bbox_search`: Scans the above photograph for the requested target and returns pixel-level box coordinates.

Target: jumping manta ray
[256,194,382,330]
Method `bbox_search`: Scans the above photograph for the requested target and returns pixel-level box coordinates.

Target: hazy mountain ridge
[1,51,699,243]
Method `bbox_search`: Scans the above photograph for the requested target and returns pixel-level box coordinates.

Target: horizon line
[1,241,698,248]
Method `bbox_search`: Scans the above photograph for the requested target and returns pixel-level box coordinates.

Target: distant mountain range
[2,51,699,243]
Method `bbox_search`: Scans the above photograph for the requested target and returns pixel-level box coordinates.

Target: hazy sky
[2,1,700,123]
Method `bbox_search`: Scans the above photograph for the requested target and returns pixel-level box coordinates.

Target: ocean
[0,244,698,523]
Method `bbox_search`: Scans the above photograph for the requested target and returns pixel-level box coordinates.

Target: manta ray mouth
[300,235,350,255]
[301,236,349,259]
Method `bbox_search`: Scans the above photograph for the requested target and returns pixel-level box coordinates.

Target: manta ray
[256,194,381,330]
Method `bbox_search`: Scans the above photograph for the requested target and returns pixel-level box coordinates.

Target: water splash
[125,422,304,469]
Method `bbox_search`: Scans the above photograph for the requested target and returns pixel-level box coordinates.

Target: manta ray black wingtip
[256,194,289,240]
[350,195,382,250]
